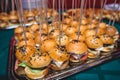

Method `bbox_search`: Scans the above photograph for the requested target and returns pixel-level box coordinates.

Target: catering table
[0,21,120,80]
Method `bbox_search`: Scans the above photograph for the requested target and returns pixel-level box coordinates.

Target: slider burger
[99,34,115,55]
[60,23,68,32]
[17,39,36,47]
[41,38,57,53]
[16,45,36,62]
[83,29,96,38]
[70,20,79,28]
[34,33,47,45]
[14,26,24,34]
[0,15,9,28]
[49,47,70,70]
[24,11,35,23]
[63,18,72,25]
[65,26,77,36]
[85,36,103,59]
[16,45,51,79]
[96,27,106,36]
[49,29,60,39]
[28,24,40,33]
[55,34,69,46]
[106,26,118,38]
[9,12,19,24]
[66,40,88,63]
[69,33,85,42]
[17,32,34,41]
[96,23,107,36]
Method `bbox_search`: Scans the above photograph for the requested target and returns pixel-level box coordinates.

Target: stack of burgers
[63,8,120,22]
[14,13,119,79]
[0,9,58,29]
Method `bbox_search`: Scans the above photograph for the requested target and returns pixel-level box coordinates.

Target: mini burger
[16,45,36,62]
[55,34,69,46]
[29,24,40,33]
[34,33,47,45]
[14,26,24,34]
[41,38,57,53]
[66,40,88,63]
[0,15,9,28]
[99,34,115,56]
[24,11,35,23]
[16,45,51,79]
[16,32,34,41]
[9,13,19,24]
[49,29,60,38]
[49,47,70,70]
[106,26,118,36]
[85,36,103,59]
[16,39,36,47]
[83,29,96,38]
[65,26,77,36]
[69,32,85,42]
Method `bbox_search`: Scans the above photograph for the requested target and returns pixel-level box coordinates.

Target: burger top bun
[16,45,36,62]
[83,29,96,38]
[29,24,40,32]
[14,26,23,34]
[49,47,70,62]
[26,53,51,68]
[41,38,57,53]
[106,26,118,36]
[85,36,103,49]
[66,40,88,54]
[99,34,114,44]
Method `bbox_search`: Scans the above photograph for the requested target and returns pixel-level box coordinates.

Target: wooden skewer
[71,0,75,27]
[77,0,85,40]
[28,0,32,12]
[88,0,91,9]
[108,0,117,26]
[38,0,43,51]
[35,0,38,9]
[53,0,55,22]
[84,0,87,17]
[98,0,107,26]
[65,0,67,10]
[91,0,96,21]
[15,0,27,46]
[44,0,49,37]
[12,0,15,11]
[58,0,61,47]
[75,0,77,20]
[112,1,120,26]
[1,0,4,12]
[5,0,8,12]
[61,0,64,32]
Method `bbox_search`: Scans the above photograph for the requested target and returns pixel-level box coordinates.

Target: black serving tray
[7,36,120,80]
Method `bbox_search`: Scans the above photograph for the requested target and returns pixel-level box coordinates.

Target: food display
[7,0,120,80]
[12,18,119,79]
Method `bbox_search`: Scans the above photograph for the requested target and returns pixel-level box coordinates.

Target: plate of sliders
[7,20,120,80]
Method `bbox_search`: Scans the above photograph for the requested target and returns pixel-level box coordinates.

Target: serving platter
[7,36,120,80]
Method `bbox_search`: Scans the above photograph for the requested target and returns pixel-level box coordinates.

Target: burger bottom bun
[25,67,48,79]
[70,53,88,63]
[88,52,100,59]
[51,60,69,70]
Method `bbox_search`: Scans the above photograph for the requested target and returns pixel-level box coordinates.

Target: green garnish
[18,61,27,67]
